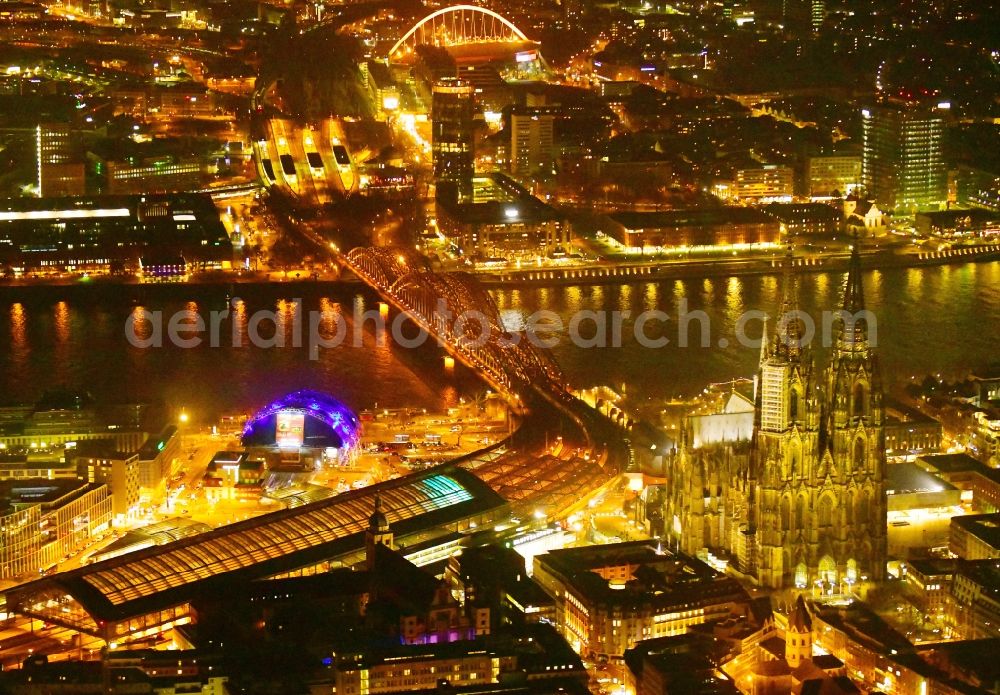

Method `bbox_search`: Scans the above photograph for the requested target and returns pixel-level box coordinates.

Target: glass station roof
[6,467,503,627]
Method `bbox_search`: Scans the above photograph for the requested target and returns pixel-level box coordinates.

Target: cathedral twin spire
[763,236,870,367]
[745,237,886,588]
[836,236,870,355]
[761,247,806,366]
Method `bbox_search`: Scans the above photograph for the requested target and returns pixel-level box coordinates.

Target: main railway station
[4,467,507,643]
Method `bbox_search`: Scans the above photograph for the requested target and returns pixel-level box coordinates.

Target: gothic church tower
[747,244,886,589]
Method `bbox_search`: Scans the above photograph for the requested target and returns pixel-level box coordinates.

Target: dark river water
[1,261,997,420]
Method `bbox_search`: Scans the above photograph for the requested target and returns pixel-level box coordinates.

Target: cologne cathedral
[665,245,887,590]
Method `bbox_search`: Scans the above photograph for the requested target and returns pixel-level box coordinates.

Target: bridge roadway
[338,246,630,469]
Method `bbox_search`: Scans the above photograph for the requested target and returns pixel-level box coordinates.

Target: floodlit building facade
[532,542,750,658]
[666,246,888,589]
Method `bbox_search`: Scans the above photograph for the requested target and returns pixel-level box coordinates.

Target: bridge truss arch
[388,5,530,62]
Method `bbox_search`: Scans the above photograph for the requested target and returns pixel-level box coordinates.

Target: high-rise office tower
[781,0,822,31]
[810,0,825,30]
[862,103,947,212]
[510,106,555,177]
[37,123,85,197]
[432,78,475,201]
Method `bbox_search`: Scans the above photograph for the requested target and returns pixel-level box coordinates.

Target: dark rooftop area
[535,541,748,607]
[608,207,773,230]
[951,513,1000,551]
[916,453,986,475]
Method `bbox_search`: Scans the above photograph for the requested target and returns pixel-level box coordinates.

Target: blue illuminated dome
[241,389,360,450]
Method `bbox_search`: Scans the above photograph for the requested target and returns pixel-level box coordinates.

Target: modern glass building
[432,78,475,201]
[862,103,947,213]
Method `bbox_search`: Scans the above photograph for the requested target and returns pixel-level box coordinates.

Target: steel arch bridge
[339,246,636,452]
[343,247,565,406]
[388,4,530,63]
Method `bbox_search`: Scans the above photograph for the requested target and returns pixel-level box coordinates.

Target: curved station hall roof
[6,467,506,637]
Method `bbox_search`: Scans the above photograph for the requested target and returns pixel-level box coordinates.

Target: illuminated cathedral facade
[665,246,887,590]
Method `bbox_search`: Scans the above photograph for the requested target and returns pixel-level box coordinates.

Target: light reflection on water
[0,262,997,415]
[492,262,1000,398]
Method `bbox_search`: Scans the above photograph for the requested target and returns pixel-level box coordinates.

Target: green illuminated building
[862,103,947,213]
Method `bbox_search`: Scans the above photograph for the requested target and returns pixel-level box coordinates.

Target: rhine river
[1,261,998,420]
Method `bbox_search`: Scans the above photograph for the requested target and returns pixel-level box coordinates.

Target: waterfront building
[843,196,885,233]
[0,391,148,457]
[436,173,568,260]
[862,103,947,212]
[36,122,85,197]
[716,164,794,201]
[665,245,888,589]
[0,193,232,273]
[604,208,780,253]
[914,209,1000,238]
[762,202,843,236]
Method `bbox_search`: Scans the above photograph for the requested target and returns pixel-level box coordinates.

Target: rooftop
[952,514,1000,551]
[762,202,843,222]
[534,541,748,608]
[885,398,940,424]
[608,207,774,231]
[93,517,212,563]
[6,466,507,632]
[437,174,561,226]
[810,600,914,657]
[1,478,103,507]
[887,461,956,495]
[0,193,221,223]
[915,453,985,475]
[905,558,959,579]
[955,560,1000,598]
